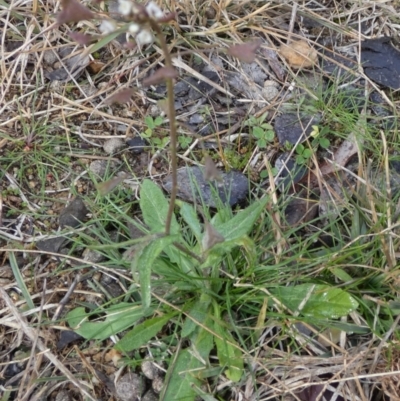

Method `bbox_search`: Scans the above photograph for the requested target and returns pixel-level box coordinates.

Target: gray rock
[242,61,268,85]
[116,372,143,401]
[275,152,307,190]
[36,236,69,253]
[59,197,88,228]
[103,138,125,154]
[274,113,321,145]
[89,160,108,177]
[82,248,104,264]
[163,166,249,207]
[142,390,159,401]
[126,137,147,154]
[189,113,205,124]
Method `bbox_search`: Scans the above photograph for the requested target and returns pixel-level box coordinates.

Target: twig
[148,19,178,235]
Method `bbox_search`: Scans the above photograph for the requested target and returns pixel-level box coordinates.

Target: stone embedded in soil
[126,136,147,154]
[59,197,88,228]
[89,160,108,176]
[274,113,321,145]
[142,390,159,401]
[115,372,144,401]
[274,152,308,190]
[361,37,400,90]
[36,236,69,253]
[284,190,319,226]
[103,138,125,154]
[370,91,396,129]
[320,49,357,79]
[56,330,83,351]
[163,166,249,207]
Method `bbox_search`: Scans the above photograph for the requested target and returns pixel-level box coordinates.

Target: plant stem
[149,19,177,236]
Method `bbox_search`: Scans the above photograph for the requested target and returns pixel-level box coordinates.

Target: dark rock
[274,113,321,145]
[320,49,357,79]
[163,166,249,207]
[59,197,88,228]
[173,80,190,96]
[36,236,69,253]
[361,37,400,89]
[56,330,83,350]
[369,91,396,129]
[284,190,319,226]
[189,113,205,124]
[126,136,148,154]
[187,71,220,100]
[275,152,308,190]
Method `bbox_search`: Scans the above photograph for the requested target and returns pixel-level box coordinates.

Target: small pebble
[151,375,164,394]
[126,137,147,154]
[43,50,58,66]
[141,360,158,380]
[82,248,104,264]
[89,160,108,177]
[103,138,125,154]
[142,390,159,401]
[262,83,279,101]
[115,372,143,401]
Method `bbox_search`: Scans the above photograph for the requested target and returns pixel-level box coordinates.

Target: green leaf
[191,322,214,362]
[319,137,330,149]
[261,123,273,130]
[257,139,266,148]
[265,130,275,141]
[258,112,268,124]
[9,252,35,311]
[213,319,243,382]
[182,294,212,338]
[115,312,175,352]
[66,303,145,340]
[332,268,353,283]
[252,126,264,138]
[271,284,359,319]
[203,236,256,269]
[215,196,268,241]
[140,179,179,233]
[154,116,164,126]
[296,144,305,154]
[179,202,203,243]
[303,148,313,159]
[163,349,202,401]
[134,234,179,308]
[89,26,129,54]
[143,128,152,138]
[145,115,155,129]
[296,155,305,165]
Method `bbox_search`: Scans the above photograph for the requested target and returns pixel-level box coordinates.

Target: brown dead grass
[1,0,400,400]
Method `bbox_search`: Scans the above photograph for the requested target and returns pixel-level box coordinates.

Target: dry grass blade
[0,286,98,401]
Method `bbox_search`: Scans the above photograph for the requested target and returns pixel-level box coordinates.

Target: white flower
[145,1,164,19]
[128,23,140,34]
[136,29,153,45]
[99,20,116,35]
[118,0,132,16]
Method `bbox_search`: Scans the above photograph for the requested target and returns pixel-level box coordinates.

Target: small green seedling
[310,125,330,149]
[295,125,330,165]
[245,112,275,148]
[295,143,314,165]
[178,135,192,149]
[142,115,164,138]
